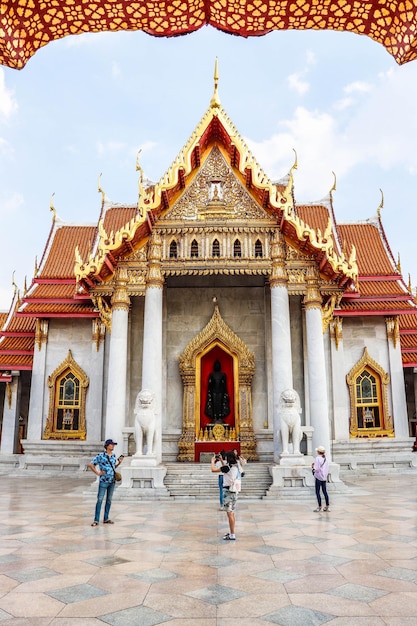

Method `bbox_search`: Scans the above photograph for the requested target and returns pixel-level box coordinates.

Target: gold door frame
[178,305,257,461]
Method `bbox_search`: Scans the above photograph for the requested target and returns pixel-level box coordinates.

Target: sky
[1,24,417,310]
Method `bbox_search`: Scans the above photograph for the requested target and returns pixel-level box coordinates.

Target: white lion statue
[278,388,303,455]
[134,389,156,456]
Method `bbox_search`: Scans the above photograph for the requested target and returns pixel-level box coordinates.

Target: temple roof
[2,79,417,372]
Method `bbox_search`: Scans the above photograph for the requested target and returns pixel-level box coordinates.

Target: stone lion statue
[278,388,303,455]
[134,389,156,456]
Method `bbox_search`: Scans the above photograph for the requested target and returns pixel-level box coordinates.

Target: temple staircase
[163,462,272,500]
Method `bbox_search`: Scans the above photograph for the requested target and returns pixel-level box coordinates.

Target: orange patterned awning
[1,1,417,69]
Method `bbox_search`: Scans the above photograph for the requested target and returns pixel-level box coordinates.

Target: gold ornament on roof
[75,67,358,289]
[50,193,56,221]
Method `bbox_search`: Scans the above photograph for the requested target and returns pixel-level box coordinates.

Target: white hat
[316,446,325,453]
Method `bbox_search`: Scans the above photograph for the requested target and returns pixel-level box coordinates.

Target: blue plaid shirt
[91,451,117,484]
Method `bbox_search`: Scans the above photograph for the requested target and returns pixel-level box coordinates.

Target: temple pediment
[162,146,273,224]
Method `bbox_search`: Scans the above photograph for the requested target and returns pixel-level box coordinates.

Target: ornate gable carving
[164,146,271,222]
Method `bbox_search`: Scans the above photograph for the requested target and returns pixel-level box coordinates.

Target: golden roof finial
[34,256,39,278]
[11,271,18,294]
[408,273,412,293]
[210,57,221,109]
[50,193,56,221]
[377,188,384,219]
[98,173,105,204]
[397,253,401,273]
[136,148,143,175]
[136,149,144,214]
[330,171,336,201]
[292,148,298,172]
[23,276,27,297]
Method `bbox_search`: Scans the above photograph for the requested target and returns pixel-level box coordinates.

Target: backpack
[229,466,242,493]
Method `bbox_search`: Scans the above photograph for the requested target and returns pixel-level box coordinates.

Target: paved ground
[0,472,417,625]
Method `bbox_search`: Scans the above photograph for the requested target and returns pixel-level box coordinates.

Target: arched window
[233,239,242,258]
[44,350,88,440]
[212,239,220,257]
[191,239,199,258]
[346,348,393,438]
[169,240,178,259]
[255,239,263,258]
[355,370,380,428]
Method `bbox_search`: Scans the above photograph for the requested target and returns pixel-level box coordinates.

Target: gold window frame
[44,350,89,440]
[346,347,394,438]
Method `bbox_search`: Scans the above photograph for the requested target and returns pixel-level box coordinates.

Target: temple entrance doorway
[178,306,258,462]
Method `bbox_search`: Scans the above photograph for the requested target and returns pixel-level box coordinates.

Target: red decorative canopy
[1,0,417,70]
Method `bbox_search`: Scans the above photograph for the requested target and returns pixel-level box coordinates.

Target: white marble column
[141,233,164,464]
[304,276,331,458]
[386,317,409,438]
[105,269,130,449]
[0,374,21,454]
[27,320,48,440]
[329,317,350,440]
[86,319,106,442]
[270,233,293,462]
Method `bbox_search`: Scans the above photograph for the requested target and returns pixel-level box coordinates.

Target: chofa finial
[210,58,221,109]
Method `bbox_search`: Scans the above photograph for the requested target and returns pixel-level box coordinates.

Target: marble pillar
[86,319,106,442]
[0,374,21,454]
[27,320,48,440]
[270,233,293,462]
[105,270,130,449]
[304,276,331,458]
[386,317,409,438]
[140,233,164,465]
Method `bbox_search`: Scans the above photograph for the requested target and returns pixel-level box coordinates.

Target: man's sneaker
[223,533,236,540]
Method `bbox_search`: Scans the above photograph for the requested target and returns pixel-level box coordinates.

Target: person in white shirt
[312,446,330,512]
[220,451,240,540]
[211,452,225,509]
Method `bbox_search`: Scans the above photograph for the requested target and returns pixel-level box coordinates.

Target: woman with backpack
[312,446,330,512]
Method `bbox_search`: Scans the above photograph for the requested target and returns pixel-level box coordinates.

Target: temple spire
[329,171,336,201]
[210,57,221,109]
[50,193,56,221]
[377,188,384,219]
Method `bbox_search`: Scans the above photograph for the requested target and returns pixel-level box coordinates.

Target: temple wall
[163,285,269,435]
[45,319,98,437]
[331,316,391,439]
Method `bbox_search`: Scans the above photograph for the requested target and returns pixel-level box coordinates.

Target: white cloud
[344,81,373,94]
[0,69,18,120]
[287,73,309,95]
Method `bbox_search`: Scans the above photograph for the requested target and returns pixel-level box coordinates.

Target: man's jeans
[218,473,224,506]
[94,481,116,522]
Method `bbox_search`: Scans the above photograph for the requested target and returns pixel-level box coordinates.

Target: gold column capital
[330,316,343,349]
[386,316,399,349]
[270,231,288,288]
[35,319,49,351]
[146,232,164,289]
[111,266,131,311]
[303,269,322,310]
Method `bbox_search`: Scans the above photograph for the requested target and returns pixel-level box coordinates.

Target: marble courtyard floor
[0,473,417,625]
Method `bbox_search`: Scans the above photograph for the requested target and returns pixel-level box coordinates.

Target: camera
[215,454,221,460]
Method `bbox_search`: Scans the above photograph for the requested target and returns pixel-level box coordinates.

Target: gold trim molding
[346,347,393,438]
[386,317,399,349]
[178,305,257,462]
[44,350,89,440]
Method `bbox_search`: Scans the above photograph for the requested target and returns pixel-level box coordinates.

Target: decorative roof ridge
[296,194,343,260]
[74,65,357,286]
[0,287,21,338]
